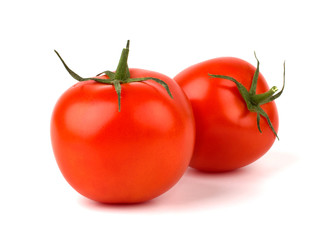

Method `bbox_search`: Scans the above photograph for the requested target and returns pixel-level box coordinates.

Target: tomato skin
[174,57,278,172]
[51,68,195,203]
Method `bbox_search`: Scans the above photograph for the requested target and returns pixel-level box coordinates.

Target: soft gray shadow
[79,196,159,211]
[79,151,299,212]
[156,151,299,210]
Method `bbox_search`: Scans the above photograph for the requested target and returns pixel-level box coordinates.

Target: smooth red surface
[174,57,278,172]
[51,68,195,203]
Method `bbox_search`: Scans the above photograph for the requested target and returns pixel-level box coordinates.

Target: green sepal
[96,70,115,79]
[126,77,173,99]
[54,50,85,82]
[249,52,260,95]
[113,80,122,112]
[256,113,262,133]
[208,75,251,105]
[54,50,113,84]
[257,107,279,140]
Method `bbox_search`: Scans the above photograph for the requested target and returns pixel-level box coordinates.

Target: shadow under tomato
[78,195,160,211]
[155,151,299,210]
[157,167,256,208]
[78,151,298,212]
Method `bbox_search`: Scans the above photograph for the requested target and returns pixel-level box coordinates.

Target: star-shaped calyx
[54,40,173,112]
[209,53,285,140]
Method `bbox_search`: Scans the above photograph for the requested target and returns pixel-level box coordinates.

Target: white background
[1,0,330,239]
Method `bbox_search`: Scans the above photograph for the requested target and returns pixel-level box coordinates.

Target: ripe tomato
[174,55,284,172]
[51,42,195,203]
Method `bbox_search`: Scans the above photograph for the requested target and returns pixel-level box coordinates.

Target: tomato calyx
[54,40,173,112]
[209,53,285,140]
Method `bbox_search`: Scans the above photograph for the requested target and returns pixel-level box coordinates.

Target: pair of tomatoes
[51,41,284,203]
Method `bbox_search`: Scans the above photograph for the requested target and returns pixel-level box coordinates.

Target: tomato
[174,55,284,172]
[51,41,195,203]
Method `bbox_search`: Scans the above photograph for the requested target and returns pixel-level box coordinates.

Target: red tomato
[51,43,195,203]
[174,56,283,172]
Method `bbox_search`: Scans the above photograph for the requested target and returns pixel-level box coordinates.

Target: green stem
[251,86,278,105]
[114,40,130,80]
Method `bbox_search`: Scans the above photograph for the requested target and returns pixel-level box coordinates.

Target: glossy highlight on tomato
[174,56,284,172]
[51,42,195,203]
